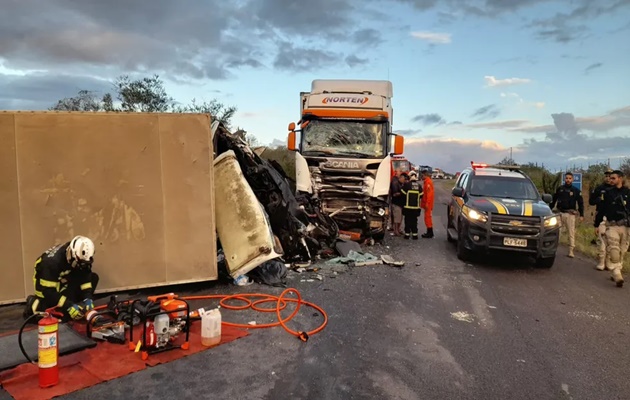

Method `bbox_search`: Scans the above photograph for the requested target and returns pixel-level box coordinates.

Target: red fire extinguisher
[37,310,60,388]
[19,307,62,388]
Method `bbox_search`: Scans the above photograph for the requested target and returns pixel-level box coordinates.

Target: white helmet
[68,236,95,267]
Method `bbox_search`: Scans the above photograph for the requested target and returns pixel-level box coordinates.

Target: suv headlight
[544,215,559,227]
[463,205,488,223]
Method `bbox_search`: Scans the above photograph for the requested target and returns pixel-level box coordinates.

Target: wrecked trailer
[212,122,338,264]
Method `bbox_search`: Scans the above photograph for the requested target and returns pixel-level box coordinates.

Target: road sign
[562,172,582,192]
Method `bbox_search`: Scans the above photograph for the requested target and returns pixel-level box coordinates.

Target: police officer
[550,172,584,258]
[24,235,99,321]
[597,170,630,287]
[589,169,613,270]
[401,171,423,240]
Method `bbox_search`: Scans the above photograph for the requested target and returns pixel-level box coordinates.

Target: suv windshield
[469,176,539,200]
[302,120,385,157]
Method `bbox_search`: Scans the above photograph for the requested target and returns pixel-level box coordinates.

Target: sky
[1,0,629,173]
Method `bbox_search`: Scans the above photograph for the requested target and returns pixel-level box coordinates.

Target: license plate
[503,237,527,247]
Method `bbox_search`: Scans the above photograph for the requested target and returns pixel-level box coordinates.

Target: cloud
[584,62,603,74]
[395,129,423,136]
[403,137,510,173]
[0,72,113,110]
[527,1,630,43]
[273,42,340,72]
[467,120,532,130]
[0,0,383,82]
[412,113,447,125]
[471,104,501,120]
[345,55,369,68]
[484,75,532,87]
[410,31,452,44]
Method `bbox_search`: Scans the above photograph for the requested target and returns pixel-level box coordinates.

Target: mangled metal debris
[212,122,339,272]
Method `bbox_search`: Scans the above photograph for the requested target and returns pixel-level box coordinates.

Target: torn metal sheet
[213,150,283,278]
[213,122,338,262]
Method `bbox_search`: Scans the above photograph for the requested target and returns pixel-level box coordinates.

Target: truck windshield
[301,120,385,157]
[469,176,539,200]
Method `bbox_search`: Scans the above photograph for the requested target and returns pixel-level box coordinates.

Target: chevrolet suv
[446,163,560,268]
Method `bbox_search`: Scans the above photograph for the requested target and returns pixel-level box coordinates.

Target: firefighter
[23,235,99,321]
[597,170,630,287]
[420,168,435,238]
[550,172,584,258]
[401,172,423,239]
[589,169,613,270]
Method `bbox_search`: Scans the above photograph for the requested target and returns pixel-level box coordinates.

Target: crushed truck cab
[287,79,404,241]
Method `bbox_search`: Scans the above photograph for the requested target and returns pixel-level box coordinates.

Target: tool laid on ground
[127,293,191,360]
[85,309,126,344]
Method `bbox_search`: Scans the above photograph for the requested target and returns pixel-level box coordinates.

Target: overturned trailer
[212,122,338,268]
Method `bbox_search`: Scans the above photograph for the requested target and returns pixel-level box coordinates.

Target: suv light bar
[470,161,522,171]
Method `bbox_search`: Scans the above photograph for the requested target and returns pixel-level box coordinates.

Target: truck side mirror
[287,130,297,151]
[542,193,552,203]
[452,187,464,197]
[288,122,296,131]
[393,135,404,155]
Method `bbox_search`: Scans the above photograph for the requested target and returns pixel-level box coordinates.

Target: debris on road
[450,311,475,323]
[381,255,405,267]
[327,250,381,267]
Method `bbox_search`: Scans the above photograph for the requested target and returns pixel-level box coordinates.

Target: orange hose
[94,288,327,340]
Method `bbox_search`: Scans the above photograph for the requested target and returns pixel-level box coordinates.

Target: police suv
[446,162,560,268]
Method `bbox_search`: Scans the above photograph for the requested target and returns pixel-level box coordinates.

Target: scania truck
[287,79,404,240]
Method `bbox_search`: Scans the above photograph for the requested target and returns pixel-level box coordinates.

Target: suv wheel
[456,227,472,262]
[535,256,555,269]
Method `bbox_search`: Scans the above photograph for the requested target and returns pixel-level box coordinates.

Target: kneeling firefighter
[401,172,424,240]
[24,236,99,322]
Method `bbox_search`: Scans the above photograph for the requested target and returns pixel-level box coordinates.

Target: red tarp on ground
[0,322,249,400]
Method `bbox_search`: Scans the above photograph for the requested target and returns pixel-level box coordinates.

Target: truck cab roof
[311,80,393,98]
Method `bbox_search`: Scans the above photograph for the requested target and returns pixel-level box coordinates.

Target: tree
[49,75,238,127]
[114,74,172,112]
[620,157,630,177]
[49,90,105,112]
[497,156,517,165]
[172,98,237,130]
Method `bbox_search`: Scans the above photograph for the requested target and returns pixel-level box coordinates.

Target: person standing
[420,169,435,238]
[401,171,423,239]
[550,172,584,258]
[597,170,630,287]
[590,169,613,270]
[390,172,406,236]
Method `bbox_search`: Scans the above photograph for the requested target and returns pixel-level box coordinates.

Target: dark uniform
[25,241,99,321]
[401,179,423,239]
[589,177,613,269]
[550,183,584,255]
[596,184,630,285]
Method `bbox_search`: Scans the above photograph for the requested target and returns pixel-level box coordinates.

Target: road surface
[1,181,629,400]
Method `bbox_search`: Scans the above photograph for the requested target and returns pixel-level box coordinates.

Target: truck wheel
[535,256,555,269]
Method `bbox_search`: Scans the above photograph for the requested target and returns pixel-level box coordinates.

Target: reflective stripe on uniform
[39,279,59,289]
[80,282,92,290]
[34,290,44,298]
[31,298,40,313]
[57,295,67,307]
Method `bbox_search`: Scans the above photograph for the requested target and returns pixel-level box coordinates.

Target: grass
[435,178,630,271]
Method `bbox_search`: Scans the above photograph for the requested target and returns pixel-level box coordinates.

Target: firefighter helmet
[68,236,95,267]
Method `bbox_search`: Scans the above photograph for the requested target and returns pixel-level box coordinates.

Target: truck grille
[490,214,541,236]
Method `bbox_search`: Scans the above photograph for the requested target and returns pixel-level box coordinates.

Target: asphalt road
[2,182,630,400]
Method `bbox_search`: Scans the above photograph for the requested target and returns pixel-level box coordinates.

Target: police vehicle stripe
[488,198,509,214]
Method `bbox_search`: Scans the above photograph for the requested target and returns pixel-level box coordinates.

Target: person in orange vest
[420,168,435,238]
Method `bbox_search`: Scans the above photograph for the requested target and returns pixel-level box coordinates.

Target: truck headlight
[463,205,487,223]
[544,215,559,227]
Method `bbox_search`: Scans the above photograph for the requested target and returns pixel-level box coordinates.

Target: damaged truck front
[287,79,405,240]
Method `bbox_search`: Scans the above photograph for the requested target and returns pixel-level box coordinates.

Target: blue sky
[1,0,629,173]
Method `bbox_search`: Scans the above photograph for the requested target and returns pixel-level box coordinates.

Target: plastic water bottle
[200,307,222,347]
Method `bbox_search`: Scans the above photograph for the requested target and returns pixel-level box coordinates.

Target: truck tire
[535,256,555,269]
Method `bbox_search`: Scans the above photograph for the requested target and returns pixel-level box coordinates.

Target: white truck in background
[287,79,405,241]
